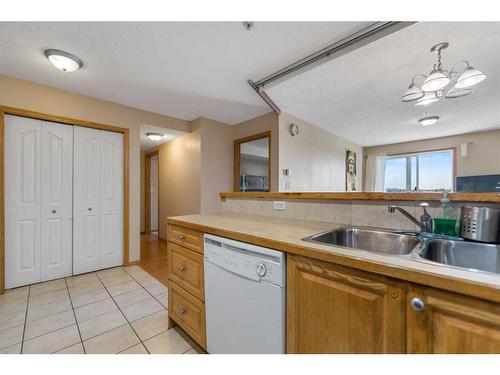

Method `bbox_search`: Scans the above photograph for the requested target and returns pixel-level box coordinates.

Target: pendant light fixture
[401,42,486,105]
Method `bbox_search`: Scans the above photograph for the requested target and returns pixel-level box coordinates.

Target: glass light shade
[44,49,83,72]
[455,66,486,88]
[445,87,473,99]
[146,132,164,141]
[415,91,439,106]
[401,83,424,102]
[419,115,440,126]
[421,69,450,92]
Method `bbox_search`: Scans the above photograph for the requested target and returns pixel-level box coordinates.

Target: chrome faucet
[388,202,433,233]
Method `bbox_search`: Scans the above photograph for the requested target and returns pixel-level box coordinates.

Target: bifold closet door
[99,130,124,269]
[73,127,124,274]
[40,121,74,281]
[4,115,73,289]
[5,115,42,288]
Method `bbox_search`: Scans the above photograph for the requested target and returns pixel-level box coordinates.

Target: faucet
[388,202,433,233]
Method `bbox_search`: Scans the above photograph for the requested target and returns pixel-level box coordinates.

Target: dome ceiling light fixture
[146,132,164,142]
[419,114,440,126]
[401,42,486,105]
[44,49,83,72]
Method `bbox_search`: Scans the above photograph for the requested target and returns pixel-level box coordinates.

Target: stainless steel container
[460,206,500,243]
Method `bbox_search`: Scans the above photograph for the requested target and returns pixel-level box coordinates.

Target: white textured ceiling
[267,22,500,146]
[0,21,372,124]
[140,124,187,151]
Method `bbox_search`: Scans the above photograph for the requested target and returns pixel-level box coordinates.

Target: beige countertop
[167,212,500,303]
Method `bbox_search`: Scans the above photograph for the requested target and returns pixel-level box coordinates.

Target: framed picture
[346,150,357,192]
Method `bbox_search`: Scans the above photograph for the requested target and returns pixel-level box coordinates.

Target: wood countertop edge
[219,191,500,203]
[167,217,500,304]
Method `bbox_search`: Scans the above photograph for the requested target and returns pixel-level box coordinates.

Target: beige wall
[233,112,279,191]
[157,129,202,238]
[0,74,190,262]
[278,112,363,192]
[199,118,234,213]
[363,129,500,187]
[140,152,146,233]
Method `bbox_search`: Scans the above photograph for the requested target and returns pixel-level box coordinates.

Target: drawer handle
[410,297,425,312]
[178,265,186,272]
[179,308,187,315]
[178,235,185,241]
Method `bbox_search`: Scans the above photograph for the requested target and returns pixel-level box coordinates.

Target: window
[384,149,454,192]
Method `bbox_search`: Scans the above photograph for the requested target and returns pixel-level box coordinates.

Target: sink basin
[303,227,423,255]
[418,239,500,274]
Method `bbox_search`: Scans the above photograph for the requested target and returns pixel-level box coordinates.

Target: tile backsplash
[222,197,500,231]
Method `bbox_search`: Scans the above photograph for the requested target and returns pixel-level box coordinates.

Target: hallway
[139,234,168,286]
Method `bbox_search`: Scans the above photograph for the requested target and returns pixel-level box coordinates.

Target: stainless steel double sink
[303,227,500,275]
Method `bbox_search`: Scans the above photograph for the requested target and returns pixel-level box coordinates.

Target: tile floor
[0,265,204,354]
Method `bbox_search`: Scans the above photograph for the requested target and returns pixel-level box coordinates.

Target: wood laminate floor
[139,234,168,286]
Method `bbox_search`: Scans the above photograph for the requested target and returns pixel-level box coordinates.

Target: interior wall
[363,129,500,188]
[198,118,234,214]
[140,151,145,233]
[0,74,190,262]
[233,112,279,191]
[150,155,159,231]
[157,129,202,239]
[278,112,363,192]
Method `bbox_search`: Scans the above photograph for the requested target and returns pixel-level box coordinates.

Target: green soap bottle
[433,192,459,236]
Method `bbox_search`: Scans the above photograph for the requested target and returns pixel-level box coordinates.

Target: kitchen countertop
[167,213,500,303]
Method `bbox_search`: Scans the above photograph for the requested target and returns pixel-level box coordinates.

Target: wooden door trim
[144,150,159,234]
[233,131,271,192]
[0,105,130,294]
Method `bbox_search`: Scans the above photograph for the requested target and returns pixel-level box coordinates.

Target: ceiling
[0,21,372,124]
[140,124,187,151]
[267,22,500,147]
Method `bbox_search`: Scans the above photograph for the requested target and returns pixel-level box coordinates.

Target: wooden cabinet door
[407,285,500,353]
[287,255,406,353]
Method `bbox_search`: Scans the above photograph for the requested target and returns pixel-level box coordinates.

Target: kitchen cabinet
[287,254,406,353]
[407,285,500,353]
[167,224,207,350]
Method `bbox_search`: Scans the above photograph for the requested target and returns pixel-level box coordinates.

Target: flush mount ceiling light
[146,132,164,142]
[401,42,486,106]
[44,49,83,72]
[419,114,440,126]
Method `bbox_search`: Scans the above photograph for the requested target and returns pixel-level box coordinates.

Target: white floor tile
[24,309,76,340]
[55,342,85,354]
[119,343,148,354]
[29,279,67,297]
[22,324,80,354]
[74,298,117,323]
[121,297,164,322]
[0,310,26,331]
[78,309,127,340]
[131,310,169,341]
[106,280,141,297]
[0,324,24,350]
[113,288,151,309]
[143,327,195,354]
[26,298,72,322]
[71,288,109,308]
[83,324,140,354]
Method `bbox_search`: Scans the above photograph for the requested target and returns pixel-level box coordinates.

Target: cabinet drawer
[169,280,206,349]
[168,224,203,254]
[168,242,205,300]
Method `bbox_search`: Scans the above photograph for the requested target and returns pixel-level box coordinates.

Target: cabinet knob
[410,297,425,312]
[178,235,185,241]
[178,265,186,272]
[179,308,187,315]
[88,207,92,211]
[52,210,57,214]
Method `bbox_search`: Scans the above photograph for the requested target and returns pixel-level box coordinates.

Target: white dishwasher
[204,234,286,354]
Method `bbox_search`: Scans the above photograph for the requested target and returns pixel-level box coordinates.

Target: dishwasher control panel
[204,234,285,286]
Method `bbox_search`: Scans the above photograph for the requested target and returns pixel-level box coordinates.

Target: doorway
[145,150,159,235]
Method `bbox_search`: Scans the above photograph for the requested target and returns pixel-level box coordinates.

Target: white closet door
[4,115,42,288]
[100,130,124,269]
[73,126,101,274]
[40,121,73,281]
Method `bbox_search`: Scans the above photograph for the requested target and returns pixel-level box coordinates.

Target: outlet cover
[273,201,286,210]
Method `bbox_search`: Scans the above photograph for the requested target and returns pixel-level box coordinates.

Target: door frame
[233,131,272,192]
[0,105,130,294]
[144,150,159,234]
